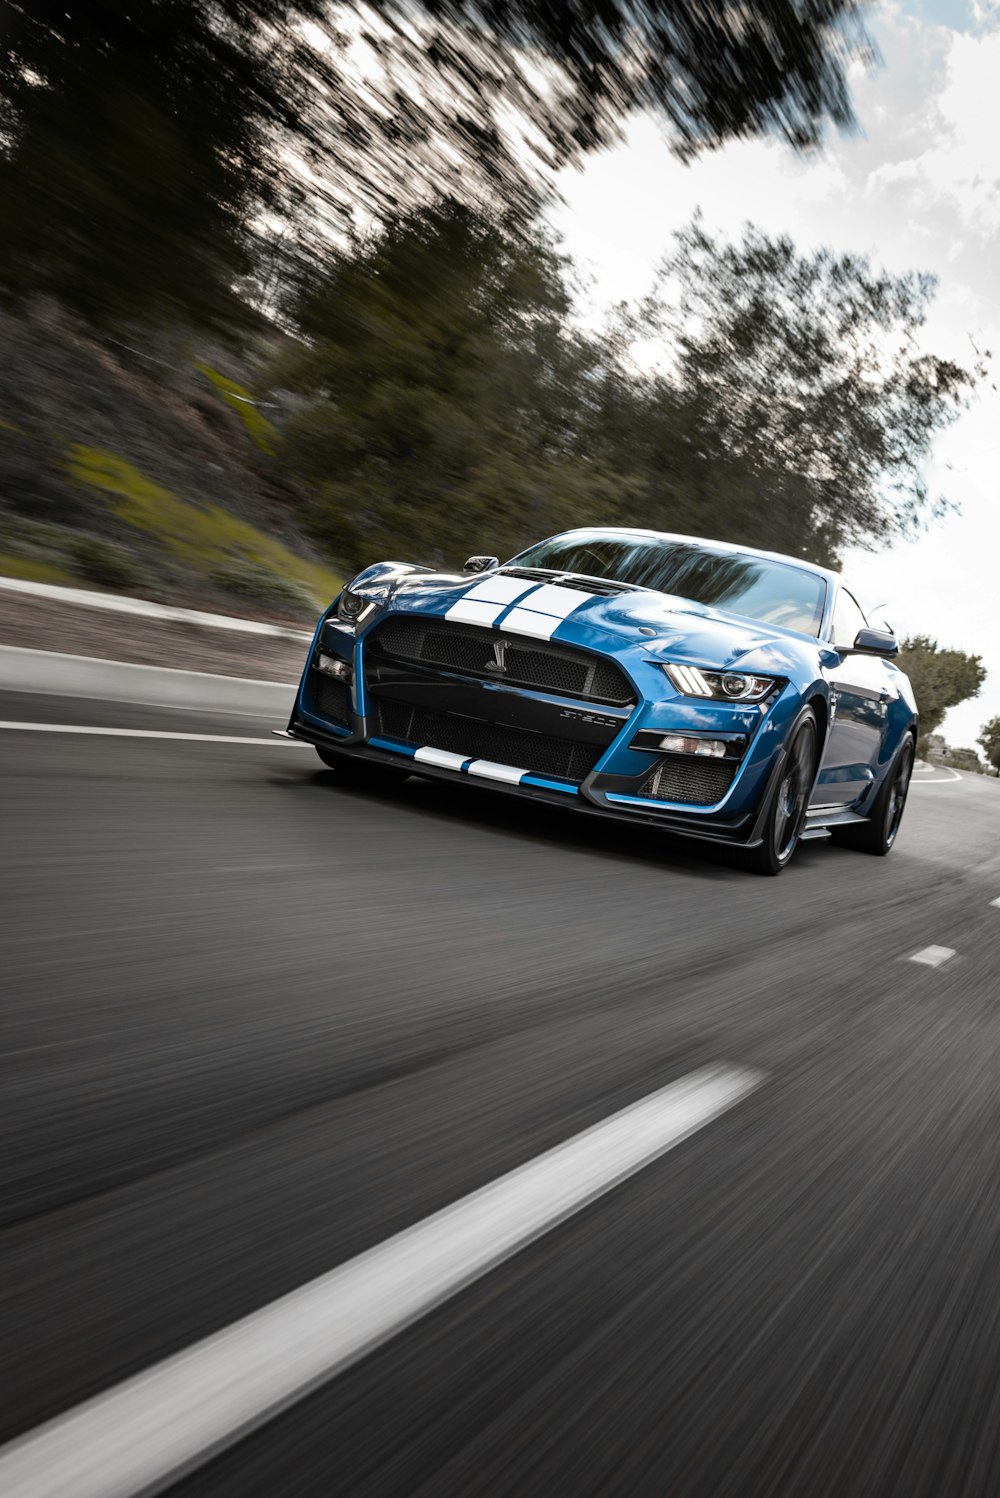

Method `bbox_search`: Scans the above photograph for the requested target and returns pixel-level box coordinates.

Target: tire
[744,708,819,876]
[830,734,914,855]
[315,747,410,788]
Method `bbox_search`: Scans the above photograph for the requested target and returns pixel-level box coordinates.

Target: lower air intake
[377,701,597,781]
[639,755,738,806]
[310,674,350,728]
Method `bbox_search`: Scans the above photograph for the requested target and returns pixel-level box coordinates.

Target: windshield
[510,532,827,636]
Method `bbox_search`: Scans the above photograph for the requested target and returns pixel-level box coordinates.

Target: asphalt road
[2,686,1000,1496]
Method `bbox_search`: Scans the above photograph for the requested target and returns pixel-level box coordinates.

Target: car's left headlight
[662,663,780,703]
[337,584,390,626]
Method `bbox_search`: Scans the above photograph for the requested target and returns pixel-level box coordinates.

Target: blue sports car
[285,529,918,874]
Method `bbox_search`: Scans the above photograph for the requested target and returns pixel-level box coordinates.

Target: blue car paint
[291,538,918,845]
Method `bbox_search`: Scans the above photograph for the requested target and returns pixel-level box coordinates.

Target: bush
[210,561,318,617]
[68,535,143,589]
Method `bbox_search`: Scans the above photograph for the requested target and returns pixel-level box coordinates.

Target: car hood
[384,569,815,672]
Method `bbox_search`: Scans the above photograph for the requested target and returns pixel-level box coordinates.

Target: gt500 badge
[559,709,620,729]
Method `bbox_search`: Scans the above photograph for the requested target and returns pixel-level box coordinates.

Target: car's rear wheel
[315,747,410,788]
[830,734,914,855]
[744,709,818,876]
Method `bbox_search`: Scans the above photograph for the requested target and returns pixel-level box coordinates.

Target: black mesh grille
[639,755,738,805]
[370,619,633,706]
[310,674,350,727]
[377,701,597,781]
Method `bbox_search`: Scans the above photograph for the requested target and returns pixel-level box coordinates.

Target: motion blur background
[0,0,997,759]
[3,5,1000,1497]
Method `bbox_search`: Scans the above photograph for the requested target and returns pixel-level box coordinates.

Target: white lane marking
[521,583,596,618]
[991,898,1000,909]
[911,768,962,785]
[457,576,535,607]
[444,598,506,628]
[909,945,956,967]
[501,607,561,640]
[466,759,527,784]
[0,1066,761,1498]
[413,746,469,771]
[0,722,307,746]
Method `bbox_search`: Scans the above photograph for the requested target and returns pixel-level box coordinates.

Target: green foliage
[274,201,978,576]
[196,364,279,455]
[0,0,326,332]
[0,515,143,588]
[0,2,871,333]
[0,551,78,586]
[67,445,340,606]
[638,220,978,560]
[978,717,1000,774]
[274,202,631,572]
[896,635,987,746]
[210,561,319,615]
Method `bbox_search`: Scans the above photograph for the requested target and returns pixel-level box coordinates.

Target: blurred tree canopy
[977,717,1000,774]
[0,0,872,330]
[274,203,977,573]
[896,636,987,746]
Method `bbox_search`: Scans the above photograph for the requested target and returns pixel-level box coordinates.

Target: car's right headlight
[337,584,390,626]
[662,663,781,703]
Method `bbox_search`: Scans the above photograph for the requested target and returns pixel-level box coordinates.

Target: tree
[895,636,986,749]
[0,2,874,332]
[0,0,330,332]
[978,717,1000,775]
[272,201,629,570]
[631,221,979,562]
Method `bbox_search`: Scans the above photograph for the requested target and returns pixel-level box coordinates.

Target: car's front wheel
[745,708,818,876]
[830,734,914,856]
[315,747,411,788]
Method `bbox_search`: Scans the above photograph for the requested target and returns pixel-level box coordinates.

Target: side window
[832,587,868,649]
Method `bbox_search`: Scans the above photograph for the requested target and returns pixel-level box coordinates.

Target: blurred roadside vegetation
[0,0,987,660]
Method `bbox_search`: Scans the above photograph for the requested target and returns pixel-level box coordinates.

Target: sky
[548,0,1000,748]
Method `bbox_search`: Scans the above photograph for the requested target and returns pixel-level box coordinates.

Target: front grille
[639,755,738,805]
[310,673,350,727]
[370,619,634,706]
[377,701,598,781]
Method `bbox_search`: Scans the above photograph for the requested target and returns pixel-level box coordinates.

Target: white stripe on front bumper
[466,759,527,784]
[413,746,470,771]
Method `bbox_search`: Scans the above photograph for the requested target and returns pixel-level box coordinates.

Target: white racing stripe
[0,721,306,746]
[466,759,527,784]
[444,575,535,628]
[501,607,562,640]
[413,746,469,771]
[0,1065,760,1498]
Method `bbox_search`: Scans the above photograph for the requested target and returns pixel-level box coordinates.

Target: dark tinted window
[511,532,827,635]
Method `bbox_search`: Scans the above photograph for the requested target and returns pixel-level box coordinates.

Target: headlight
[662,663,779,703]
[337,584,389,625]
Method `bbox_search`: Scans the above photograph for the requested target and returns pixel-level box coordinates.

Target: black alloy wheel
[745,709,818,876]
[315,747,411,787]
[831,734,915,855]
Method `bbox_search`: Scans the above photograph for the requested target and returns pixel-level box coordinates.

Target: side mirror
[844,627,899,658]
[464,555,499,574]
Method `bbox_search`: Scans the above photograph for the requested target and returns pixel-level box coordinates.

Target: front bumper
[287,609,796,850]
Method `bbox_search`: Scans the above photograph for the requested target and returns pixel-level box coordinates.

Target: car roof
[543,528,840,585]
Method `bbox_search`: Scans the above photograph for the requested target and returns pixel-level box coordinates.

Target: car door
[815,586,892,806]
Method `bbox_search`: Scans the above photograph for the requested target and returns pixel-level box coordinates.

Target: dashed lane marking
[0,1065,761,1498]
[0,721,307,745]
[991,898,1000,909]
[909,945,957,967]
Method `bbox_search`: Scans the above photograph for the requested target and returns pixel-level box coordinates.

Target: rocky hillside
[0,302,341,624]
